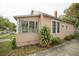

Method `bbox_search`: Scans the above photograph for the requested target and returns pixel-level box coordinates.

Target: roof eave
[13,14,40,20]
[43,14,73,25]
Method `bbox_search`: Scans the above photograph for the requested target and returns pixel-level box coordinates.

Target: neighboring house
[14,10,76,47]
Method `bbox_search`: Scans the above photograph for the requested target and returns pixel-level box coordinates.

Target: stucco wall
[16,33,39,47]
[16,15,76,47]
[42,16,76,39]
[16,16,40,47]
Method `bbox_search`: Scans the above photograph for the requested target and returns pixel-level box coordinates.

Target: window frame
[51,20,60,34]
[21,20,28,33]
[52,21,56,33]
[57,22,60,33]
[66,25,68,30]
[20,20,38,33]
[29,21,35,32]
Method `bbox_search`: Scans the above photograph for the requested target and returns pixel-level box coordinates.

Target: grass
[0,33,48,56]
[0,33,16,55]
[0,41,47,56]
[0,34,16,39]
[9,45,47,56]
[0,33,47,56]
[0,41,13,56]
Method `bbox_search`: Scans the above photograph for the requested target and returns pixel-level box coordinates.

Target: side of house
[14,10,76,47]
[15,15,40,47]
[42,16,75,39]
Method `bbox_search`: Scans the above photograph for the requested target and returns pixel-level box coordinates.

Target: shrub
[39,26,51,47]
[64,34,75,41]
[12,37,16,49]
[69,34,75,39]
[51,36,62,45]
[74,31,79,39]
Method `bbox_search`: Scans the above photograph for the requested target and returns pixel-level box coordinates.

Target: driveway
[30,39,79,56]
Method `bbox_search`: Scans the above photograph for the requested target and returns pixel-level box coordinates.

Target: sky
[0,0,72,24]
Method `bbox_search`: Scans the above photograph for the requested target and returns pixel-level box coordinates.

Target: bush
[64,34,75,41]
[69,34,75,39]
[12,37,16,49]
[39,26,51,47]
[51,36,62,45]
[74,31,79,39]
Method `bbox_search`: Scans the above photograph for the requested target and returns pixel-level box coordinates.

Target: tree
[64,3,79,17]
[0,16,16,32]
[59,3,79,28]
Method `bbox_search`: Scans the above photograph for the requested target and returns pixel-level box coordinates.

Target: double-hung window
[57,22,60,33]
[52,21,56,33]
[52,21,60,33]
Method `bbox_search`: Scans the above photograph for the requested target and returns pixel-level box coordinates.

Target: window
[29,21,34,32]
[52,21,56,33]
[21,21,28,33]
[34,22,38,32]
[66,26,68,30]
[62,25,64,28]
[52,21,60,33]
[57,22,60,33]
[21,20,38,33]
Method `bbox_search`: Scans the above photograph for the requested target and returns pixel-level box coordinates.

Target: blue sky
[0,2,72,24]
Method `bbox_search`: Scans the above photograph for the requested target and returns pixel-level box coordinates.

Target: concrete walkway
[30,39,79,56]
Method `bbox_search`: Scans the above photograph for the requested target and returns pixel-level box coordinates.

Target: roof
[13,10,73,24]
[14,14,40,20]
[42,14,73,24]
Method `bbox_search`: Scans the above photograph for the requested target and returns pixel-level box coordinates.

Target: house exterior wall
[16,16,40,47]
[51,19,76,39]
[16,14,76,47]
[42,16,76,39]
[16,33,39,47]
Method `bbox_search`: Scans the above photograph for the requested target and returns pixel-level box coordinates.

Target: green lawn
[0,34,47,56]
[0,41,47,56]
[0,33,16,55]
[0,41,13,56]
[0,34,16,39]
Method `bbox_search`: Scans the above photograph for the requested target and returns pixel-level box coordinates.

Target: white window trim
[51,20,60,34]
[20,20,38,33]
[17,19,22,33]
[16,19,19,33]
[28,21,29,32]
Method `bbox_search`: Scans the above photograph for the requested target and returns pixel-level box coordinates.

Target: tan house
[14,10,76,47]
